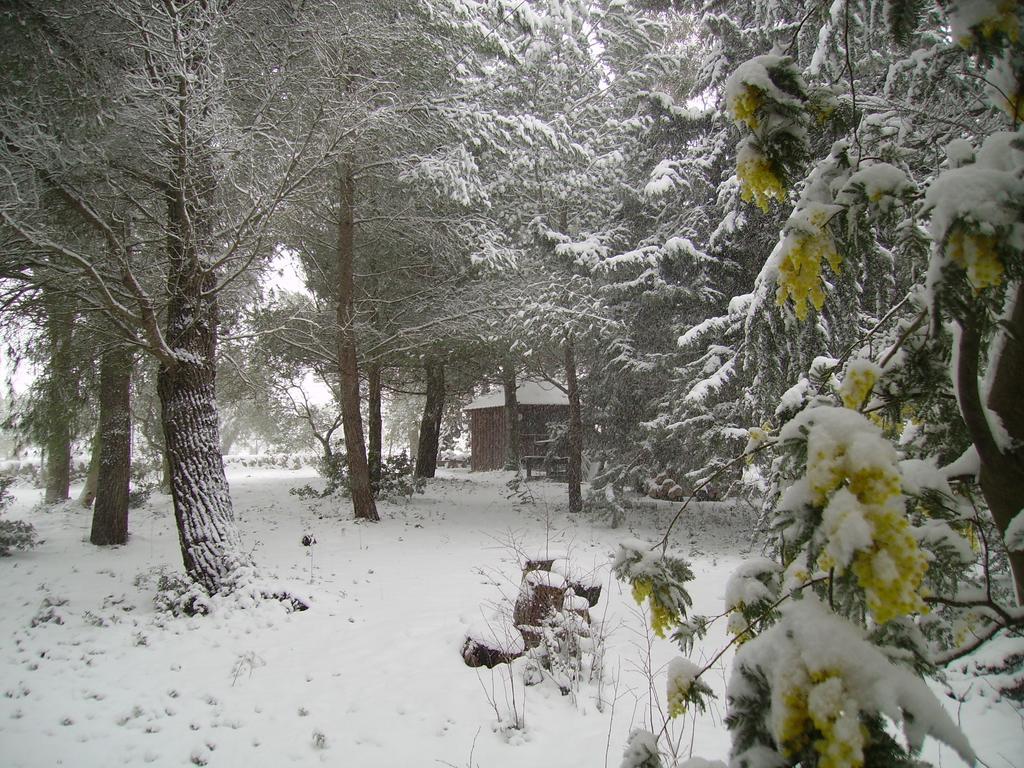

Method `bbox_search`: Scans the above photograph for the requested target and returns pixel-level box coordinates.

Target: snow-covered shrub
[619,729,663,768]
[375,451,424,499]
[289,452,349,499]
[0,477,37,556]
[317,452,349,496]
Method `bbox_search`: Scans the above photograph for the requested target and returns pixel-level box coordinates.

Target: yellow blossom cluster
[667,675,689,718]
[839,365,878,410]
[808,674,868,768]
[957,0,1021,48]
[737,150,787,213]
[775,224,842,320]
[779,680,812,757]
[778,668,867,768]
[808,432,928,623]
[631,578,676,638]
[849,504,929,623]
[947,229,1005,290]
[631,578,651,604]
[807,432,900,508]
[729,85,762,130]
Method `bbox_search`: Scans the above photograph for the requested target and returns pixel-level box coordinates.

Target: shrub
[0,477,38,556]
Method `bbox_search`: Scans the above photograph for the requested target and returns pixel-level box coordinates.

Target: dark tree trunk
[157,164,249,591]
[958,285,1024,603]
[415,358,445,479]
[43,293,74,504]
[336,160,378,521]
[91,347,132,546]
[158,306,246,592]
[564,340,583,514]
[502,362,520,471]
[220,417,242,456]
[368,363,382,490]
[160,454,172,493]
[79,423,101,508]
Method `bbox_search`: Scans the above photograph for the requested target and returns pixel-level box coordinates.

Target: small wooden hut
[465,380,569,471]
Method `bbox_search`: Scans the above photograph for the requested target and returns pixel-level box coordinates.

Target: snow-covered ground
[0,467,1017,767]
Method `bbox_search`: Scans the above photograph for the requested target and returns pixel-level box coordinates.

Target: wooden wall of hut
[469,404,569,471]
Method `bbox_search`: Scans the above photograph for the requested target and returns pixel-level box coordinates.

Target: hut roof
[464,380,568,411]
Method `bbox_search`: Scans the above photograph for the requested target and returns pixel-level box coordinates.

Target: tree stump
[462,637,522,668]
[513,570,567,648]
[462,613,525,668]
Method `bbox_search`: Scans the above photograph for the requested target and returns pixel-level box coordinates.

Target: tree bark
[43,292,74,504]
[957,288,1024,603]
[91,347,132,546]
[564,340,583,514]
[415,358,445,478]
[157,150,249,591]
[336,160,378,521]
[502,362,520,471]
[79,423,101,508]
[368,363,382,490]
[158,297,247,592]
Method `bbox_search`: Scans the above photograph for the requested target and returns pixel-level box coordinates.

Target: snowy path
[0,468,1014,767]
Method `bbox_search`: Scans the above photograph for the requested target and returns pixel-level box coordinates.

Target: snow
[941,445,980,479]
[464,379,568,410]
[944,138,974,169]
[1006,509,1024,552]
[0,466,1014,767]
[775,377,810,416]
[923,132,1024,288]
[898,458,952,496]
[820,488,874,567]
[645,159,682,197]
[684,356,735,403]
[723,558,781,611]
[523,569,567,589]
[836,162,912,213]
[917,520,975,565]
[723,55,805,117]
[947,0,1018,45]
[924,163,1024,242]
[678,313,734,349]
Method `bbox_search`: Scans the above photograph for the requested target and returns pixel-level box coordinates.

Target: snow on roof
[464,379,568,411]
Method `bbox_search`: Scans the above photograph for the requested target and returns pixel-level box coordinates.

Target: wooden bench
[522,455,569,481]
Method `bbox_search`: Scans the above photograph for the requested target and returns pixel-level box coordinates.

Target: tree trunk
[158,322,247,592]
[957,289,1024,603]
[408,425,419,465]
[502,362,520,471]
[336,160,378,521]
[368,363,382,490]
[43,293,74,504]
[564,340,583,514]
[415,358,445,479]
[91,347,132,546]
[158,169,249,591]
[220,417,243,456]
[160,454,172,493]
[79,423,101,508]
